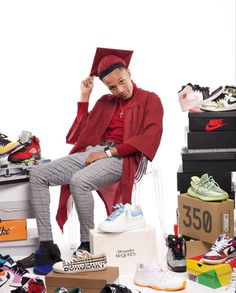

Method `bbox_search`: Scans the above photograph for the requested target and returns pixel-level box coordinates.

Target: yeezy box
[187,255,232,288]
[178,193,234,244]
[189,111,236,132]
[45,267,119,293]
[90,224,157,274]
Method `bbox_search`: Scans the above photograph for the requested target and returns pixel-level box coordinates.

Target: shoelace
[198,176,220,191]
[210,235,231,254]
[63,250,92,266]
[0,133,11,146]
[11,261,29,276]
[171,243,185,260]
[106,204,125,221]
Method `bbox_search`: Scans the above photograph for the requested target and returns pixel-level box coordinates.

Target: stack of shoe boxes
[0,180,39,256]
[177,111,236,289]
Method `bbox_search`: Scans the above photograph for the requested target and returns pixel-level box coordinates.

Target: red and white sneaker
[8,135,41,163]
[202,235,236,264]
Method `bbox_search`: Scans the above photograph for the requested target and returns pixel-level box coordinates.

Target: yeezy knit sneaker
[0,269,10,288]
[53,250,107,274]
[0,255,32,287]
[134,263,186,291]
[224,268,236,292]
[0,133,23,158]
[166,235,186,272]
[187,173,228,201]
[201,86,236,112]
[98,203,145,233]
[8,135,41,163]
[178,83,224,112]
[202,235,236,264]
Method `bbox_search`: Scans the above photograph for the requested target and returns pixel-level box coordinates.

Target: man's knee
[29,165,47,184]
[70,173,90,193]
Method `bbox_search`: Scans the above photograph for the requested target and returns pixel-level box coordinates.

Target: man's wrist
[104,147,112,158]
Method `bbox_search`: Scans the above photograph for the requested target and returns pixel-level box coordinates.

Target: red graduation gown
[56,86,163,230]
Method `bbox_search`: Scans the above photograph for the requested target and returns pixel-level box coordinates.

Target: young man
[23,48,163,274]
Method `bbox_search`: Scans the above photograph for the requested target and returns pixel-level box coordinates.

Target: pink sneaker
[178,83,224,112]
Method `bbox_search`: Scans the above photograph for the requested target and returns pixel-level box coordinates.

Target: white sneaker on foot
[98,203,145,233]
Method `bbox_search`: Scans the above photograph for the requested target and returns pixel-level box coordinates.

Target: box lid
[45,267,119,289]
[188,112,236,118]
[181,148,236,161]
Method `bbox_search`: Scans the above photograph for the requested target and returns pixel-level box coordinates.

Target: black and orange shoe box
[187,131,236,150]
[45,267,119,293]
[0,219,27,241]
[188,111,236,132]
[181,148,236,173]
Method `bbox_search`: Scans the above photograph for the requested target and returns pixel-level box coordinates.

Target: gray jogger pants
[29,145,123,242]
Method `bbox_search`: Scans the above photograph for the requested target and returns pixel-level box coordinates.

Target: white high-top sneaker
[98,203,145,233]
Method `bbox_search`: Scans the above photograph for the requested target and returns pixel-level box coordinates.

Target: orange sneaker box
[187,255,232,288]
[178,193,234,244]
[45,267,119,293]
[0,219,27,241]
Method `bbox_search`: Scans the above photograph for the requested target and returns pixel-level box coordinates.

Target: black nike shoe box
[187,131,236,149]
[189,111,236,132]
[177,164,233,194]
[181,148,236,172]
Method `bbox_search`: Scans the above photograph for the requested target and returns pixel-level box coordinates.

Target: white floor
[2,238,230,293]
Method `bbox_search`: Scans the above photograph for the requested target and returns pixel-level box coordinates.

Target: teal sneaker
[187,174,229,201]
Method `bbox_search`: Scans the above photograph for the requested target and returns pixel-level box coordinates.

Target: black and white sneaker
[166,234,186,272]
[100,284,141,293]
[201,86,236,111]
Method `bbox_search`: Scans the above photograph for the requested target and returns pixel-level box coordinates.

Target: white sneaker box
[90,224,157,274]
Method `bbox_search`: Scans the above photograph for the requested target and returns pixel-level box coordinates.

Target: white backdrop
[0,0,235,245]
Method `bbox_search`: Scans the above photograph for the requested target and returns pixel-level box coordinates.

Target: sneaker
[73,241,90,257]
[178,83,224,112]
[98,203,145,233]
[0,255,32,287]
[33,243,62,275]
[0,269,10,288]
[53,250,107,274]
[133,263,186,291]
[166,235,186,272]
[187,173,229,201]
[54,288,82,293]
[224,268,236,292]
[10,277,46,293]
[201,86,236,112]
[100,284,141,293]
[0,133,23,158]
[8,135,41,163]
[202,235,236,264]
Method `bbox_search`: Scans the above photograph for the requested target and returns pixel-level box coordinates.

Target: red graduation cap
[90,47,133,77]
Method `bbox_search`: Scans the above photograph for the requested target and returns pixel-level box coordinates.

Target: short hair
[98,62,126,80]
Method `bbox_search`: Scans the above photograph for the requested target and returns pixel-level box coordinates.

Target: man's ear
[127,68,131,77]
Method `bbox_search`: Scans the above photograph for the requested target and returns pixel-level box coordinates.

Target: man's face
[102,68,133,99]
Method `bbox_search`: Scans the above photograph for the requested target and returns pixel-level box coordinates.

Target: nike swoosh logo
[227,99,236,105]
[227,246,236,255]
[205,123,225,131]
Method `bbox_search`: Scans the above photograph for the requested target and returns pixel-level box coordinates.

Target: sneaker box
[0,219,27,241]
[177,164,233,195]
[189,111,236,132]
[178,193,234,244]
[45,267,119,293]
[90,225,157,274]
[0,226,39,256]
[187,255,232,289]
[187,131,236,150]
[181,148,236,172]
[185,239,211,259]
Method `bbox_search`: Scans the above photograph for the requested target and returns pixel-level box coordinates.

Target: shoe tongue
[200,174,209,182]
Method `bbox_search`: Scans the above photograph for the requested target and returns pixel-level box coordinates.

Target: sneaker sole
[134,280,186,291]
[181,87,224,111]
[8,154,41,163]
[187,187,228,201]
[167,262,186,273]
[98,220,145,233]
